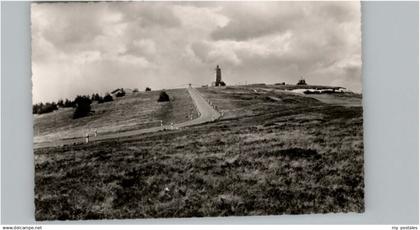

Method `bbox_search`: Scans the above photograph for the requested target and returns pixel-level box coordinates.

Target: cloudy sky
[32,1,361,103]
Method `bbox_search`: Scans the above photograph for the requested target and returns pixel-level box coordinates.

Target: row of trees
[90,93,114,104]
[33,87,153,118]
[32,102,59,115]
[32,92,114,117]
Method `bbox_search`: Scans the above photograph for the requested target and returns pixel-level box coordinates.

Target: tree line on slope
[32,87,156,118]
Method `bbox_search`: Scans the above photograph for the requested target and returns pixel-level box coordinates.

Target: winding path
[175,87,221,128]
[34,87,221,149]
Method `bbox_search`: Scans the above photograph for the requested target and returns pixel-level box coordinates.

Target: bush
[103,93,113,103]
[91,93,102,102]
[73,96,92,119]
[133,88,139,93]
[96,95,104,103]
[57,99,64,108]
[157,91,170,102]
[145,87,151,92]
[32,103,40,114]
[63,99,74,108]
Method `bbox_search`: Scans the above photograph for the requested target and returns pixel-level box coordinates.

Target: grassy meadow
[34,86,364,220]
[34,88,198,143]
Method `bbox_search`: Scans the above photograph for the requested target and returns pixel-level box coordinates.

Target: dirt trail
[34,87,221,149]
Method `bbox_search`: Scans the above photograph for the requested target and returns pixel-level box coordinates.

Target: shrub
[32,103,40,114]
[103,93,113,103]
[145,87,151,92]
[157,91,170,102]
[57,99,64,108]
[91,93,101,102]
[96,95,104,103]
[73,96,92,119]
[133,88,139,93]
[63,99,74,108]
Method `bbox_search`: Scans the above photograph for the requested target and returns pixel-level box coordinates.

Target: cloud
[31,2,362,103]
[115,2,181,28]
[211,2,302,41]
[195,2,361,91]
[191,41,242,66]
[211,2,360,41]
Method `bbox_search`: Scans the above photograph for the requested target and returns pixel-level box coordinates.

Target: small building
[110,88,128,97]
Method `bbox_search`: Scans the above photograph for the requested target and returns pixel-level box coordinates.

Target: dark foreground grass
[34,87,364,220]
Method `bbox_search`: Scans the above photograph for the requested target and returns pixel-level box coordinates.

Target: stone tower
[216,65,222,85]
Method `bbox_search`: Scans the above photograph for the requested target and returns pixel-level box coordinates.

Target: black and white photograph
[32,1,364,220]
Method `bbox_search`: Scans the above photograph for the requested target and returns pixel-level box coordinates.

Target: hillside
[34,88,198,144]
[34,86,364,220]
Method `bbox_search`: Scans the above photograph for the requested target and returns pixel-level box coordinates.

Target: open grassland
[244,84,344,90]
[35,86,363,220]
[34,88,198,143]
[198,85,362,117]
